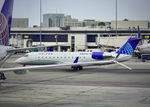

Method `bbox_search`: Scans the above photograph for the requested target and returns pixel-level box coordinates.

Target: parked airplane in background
[137,44,150,54]
[0,0,14,80]
[135,26,150,55]
[0,0,62,80]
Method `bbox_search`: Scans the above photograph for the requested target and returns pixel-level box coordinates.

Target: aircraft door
[71,36,75,52]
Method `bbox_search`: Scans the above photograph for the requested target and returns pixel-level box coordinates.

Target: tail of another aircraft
[0,0,14,46]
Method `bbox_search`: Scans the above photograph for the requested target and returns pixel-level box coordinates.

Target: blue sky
[11,0,150,27]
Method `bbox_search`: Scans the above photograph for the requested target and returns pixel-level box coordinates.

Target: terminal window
[87,35,97,42]
[25,35,68,42]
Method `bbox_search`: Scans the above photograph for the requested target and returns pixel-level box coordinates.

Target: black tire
[0,72,6,80]
[79,66,83,70]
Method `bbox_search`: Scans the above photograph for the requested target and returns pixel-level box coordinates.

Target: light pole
[115,0,118,36]
[40,0,42,46]
[54,34,58,44]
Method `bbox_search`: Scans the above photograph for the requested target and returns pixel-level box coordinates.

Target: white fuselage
[16,52,131,65]
[16,52,95,65]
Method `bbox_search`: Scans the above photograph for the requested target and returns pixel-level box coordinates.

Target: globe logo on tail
[0,13,9,46]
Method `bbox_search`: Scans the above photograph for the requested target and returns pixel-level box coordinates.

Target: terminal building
[64,15,83,27]
[111,20,149,29]
[10,27,150,52]
[11,18,29,28]
[10,18,150,52]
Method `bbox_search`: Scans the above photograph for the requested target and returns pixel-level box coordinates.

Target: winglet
[73,57,79,63]
[113,60,132,70]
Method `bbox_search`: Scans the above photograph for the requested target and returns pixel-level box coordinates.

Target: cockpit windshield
[24,54,29,57]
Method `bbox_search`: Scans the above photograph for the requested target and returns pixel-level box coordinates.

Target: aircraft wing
[0,60,114,72]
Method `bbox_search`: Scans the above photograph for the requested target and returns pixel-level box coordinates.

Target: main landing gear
[0,72,6,80]
[71,66,83,71]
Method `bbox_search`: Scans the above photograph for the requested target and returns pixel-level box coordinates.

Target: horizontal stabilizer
[113,60,132,70]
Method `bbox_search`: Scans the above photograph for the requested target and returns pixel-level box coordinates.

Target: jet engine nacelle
[92,52,104,59]
[92,52,112,60]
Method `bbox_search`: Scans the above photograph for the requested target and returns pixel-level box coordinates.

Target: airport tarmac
[0,54,150,107]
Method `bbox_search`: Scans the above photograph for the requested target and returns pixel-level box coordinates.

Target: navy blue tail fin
[116,38,141,56]
[0,0,14,46]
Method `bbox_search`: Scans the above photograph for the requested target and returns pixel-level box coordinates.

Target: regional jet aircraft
[137,44,150,54]
[14,37,141,71]
[14,26,142,70]
[135,26,150,55]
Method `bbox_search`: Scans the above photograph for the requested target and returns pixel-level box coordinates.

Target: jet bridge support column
[58,45,61,52]
[0,72,6,80]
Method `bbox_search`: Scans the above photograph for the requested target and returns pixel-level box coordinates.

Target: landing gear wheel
[71,66,83,71]
[79,66,83,70]
[0,72,6,80]
[72,66,77,71]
